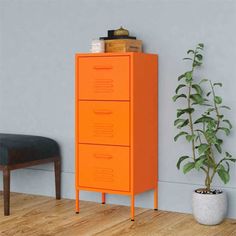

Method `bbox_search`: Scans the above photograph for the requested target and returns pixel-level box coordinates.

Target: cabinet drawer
[78,144,130,191]
[79,101,129,145]
[78,56,130,100]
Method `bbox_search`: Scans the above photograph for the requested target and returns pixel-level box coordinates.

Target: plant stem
[205,166,211,190]
[203,80,222,190]
[206,164,212,190]
[210,80,221,130]
[188,51,197,161]
[188,86,196,161]
[209,169,217,186]
[202,130,216,190]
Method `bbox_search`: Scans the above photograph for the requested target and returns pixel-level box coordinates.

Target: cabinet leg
[131,195,135,221]
[154,186,158,211]
[101,192,106,204]
[75,189,79,214]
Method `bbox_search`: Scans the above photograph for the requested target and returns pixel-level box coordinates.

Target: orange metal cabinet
[75,53,158,221]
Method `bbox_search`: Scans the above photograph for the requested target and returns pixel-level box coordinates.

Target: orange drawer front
[79,101,130,145]
[78,56,130,100]
[78,144,130,191]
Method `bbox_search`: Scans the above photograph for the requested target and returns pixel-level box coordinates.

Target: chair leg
[3,167,10,216]
[54,159,61,200]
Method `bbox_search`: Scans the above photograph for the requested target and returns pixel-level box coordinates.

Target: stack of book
[100,28,142,53]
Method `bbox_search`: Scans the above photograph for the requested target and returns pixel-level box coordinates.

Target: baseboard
[0,168,235,219]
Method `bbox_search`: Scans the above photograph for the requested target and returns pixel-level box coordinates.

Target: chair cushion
[0,133,60,165]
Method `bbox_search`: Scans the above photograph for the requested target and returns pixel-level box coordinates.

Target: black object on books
[99,29,136,40]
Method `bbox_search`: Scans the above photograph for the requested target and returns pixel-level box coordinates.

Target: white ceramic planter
[192,189,227,225]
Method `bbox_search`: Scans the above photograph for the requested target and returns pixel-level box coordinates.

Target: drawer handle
[94,154,113,159]
[93,65,113,70]
[93,109,113,115]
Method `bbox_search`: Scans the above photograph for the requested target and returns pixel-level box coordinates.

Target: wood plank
[96,210,236,236]
[0,192,235,236]
[95,210,187,236]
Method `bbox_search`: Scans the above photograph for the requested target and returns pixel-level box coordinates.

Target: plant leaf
[190,94,204,104]
[226,161,230,172]
[216,139,223,145]
[217,168,230,184]
[178,119,189,128]
[201,103,212,107]
[172,94,187,102]
[214,96,222,104]
[198,43,204,48]
[214,139,223,153]
[183,162,195,174]
[194,116,215,124]
[205,129,218,144]
[174,118,185,126]
[215,144,222,153]
[186,134,196,142]
[177,156,190,169]
[177,110,185,118]
[183,58,193,61]
[222,119,232,129]
[177,108,194,118]
[178,74,185,81]
[198,143,209,155]
[220,156,236,163]
[185,71,192,79]
[218,127,230,136]
[206,107,215,115]
[196,54,203,61]
[185,71,192,83]
[174,131,188,141]
[200,79,208,84]
[206,91,211,97]
[213,83,222,87]
[195,156,206,170]
[192,84,203,95]
[225,152,232,158]
[220,105,231,110]
[175,84,186,94]
[187,50,194,54]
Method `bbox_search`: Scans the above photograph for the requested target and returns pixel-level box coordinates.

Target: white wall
[0,0,236,218]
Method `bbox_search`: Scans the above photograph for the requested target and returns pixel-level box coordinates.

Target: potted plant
[173,43,236,225]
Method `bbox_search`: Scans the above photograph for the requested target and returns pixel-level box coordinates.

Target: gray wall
[0,0,236,218]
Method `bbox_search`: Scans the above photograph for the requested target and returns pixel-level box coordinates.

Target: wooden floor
[0,192,236,236]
